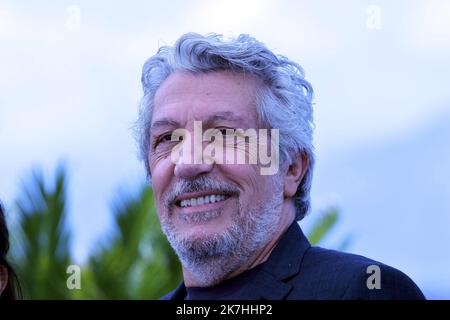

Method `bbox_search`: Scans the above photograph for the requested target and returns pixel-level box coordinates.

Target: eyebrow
[150,119,181,131]
[204,111,245,127]
[150,111,246,131]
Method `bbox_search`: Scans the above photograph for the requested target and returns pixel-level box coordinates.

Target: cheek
[221,163,263,196]
[149,155,174,202]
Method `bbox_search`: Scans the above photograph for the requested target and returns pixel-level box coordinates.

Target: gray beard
[160,179,283,287]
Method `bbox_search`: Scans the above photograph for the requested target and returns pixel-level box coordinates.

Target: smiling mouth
[175,193,232,208]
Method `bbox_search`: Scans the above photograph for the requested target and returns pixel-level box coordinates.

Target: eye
[218,128,231,136]
[160,133,173,142]
[154,133,181,148]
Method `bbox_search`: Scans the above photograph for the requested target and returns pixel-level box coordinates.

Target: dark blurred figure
[0,201,21,300]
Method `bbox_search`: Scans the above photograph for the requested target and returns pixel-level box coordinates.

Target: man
[135,33,425,300]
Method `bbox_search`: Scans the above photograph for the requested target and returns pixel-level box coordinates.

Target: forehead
[152,71,260,127]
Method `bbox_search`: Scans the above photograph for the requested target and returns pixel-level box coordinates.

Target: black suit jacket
[162,222,425,300]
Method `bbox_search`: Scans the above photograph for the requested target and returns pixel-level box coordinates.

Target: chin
[179,224,226,241]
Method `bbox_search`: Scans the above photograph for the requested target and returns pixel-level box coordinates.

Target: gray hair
[135,33,315,221]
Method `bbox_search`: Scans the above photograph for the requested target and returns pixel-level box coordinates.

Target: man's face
[148,71,284,283]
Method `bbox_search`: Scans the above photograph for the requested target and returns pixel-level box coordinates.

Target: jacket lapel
[237,222,311,300]
[164,282,186,300]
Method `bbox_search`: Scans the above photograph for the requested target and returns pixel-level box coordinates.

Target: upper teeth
[180,194,227,207]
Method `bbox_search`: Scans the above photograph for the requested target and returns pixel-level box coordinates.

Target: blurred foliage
[11,167,72,299]
[73,185,181,299]
[308,207,339,245]
[307,207,352,251]
[8,166,348,299]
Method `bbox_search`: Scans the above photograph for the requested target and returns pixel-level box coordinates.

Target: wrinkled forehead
[151,71,261,129]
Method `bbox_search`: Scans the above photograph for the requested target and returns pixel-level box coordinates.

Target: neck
[182,200,296,287]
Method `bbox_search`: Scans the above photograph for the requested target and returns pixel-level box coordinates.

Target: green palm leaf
[306,207,339,245]
[12,166,72,299]
[76,185,182,299]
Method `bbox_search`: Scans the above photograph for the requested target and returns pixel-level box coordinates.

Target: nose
[173,138,214,180]
[174,161,214,180]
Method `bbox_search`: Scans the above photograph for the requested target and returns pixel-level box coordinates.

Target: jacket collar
[165,222,311,300]
[240,222,311,299]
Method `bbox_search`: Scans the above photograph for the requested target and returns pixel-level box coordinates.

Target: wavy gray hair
[135,33,315,221]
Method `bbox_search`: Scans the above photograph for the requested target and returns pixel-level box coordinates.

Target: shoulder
[160,292,172,300]
[287,246,425,300]
[159,282,186,300]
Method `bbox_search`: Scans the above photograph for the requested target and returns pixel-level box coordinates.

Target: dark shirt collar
[185,264,262,300]
[165,221,311,300]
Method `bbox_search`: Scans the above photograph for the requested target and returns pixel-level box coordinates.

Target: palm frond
[78,185,182,299]
[12,166,72,299]
[306,207,338,245]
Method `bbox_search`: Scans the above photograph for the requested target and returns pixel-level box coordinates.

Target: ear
[284,152,309,198]
[0,264,8,295]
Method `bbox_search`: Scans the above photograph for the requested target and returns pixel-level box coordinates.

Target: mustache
[164,176,240,208]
